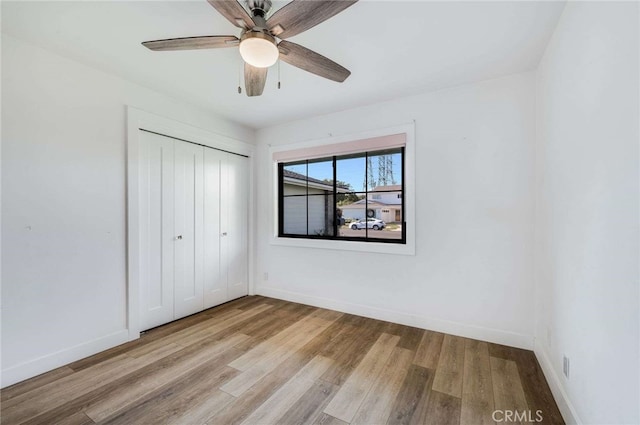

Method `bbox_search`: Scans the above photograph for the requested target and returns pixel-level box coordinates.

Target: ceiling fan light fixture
[239,32,279,68]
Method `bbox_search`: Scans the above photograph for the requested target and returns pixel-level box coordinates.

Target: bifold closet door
[222,152,249,300]
[173,141,205,319]
[139,131,175,330]
[138,130,248,330]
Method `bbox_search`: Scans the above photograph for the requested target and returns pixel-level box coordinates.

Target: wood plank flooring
[0,296,564,425]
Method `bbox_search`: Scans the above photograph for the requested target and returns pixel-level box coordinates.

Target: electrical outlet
[263,272,269,281]
[562,355,570,379]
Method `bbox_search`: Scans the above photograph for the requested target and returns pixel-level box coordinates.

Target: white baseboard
[533,343,582,424]
[1,329,131,388]
[257,286,534,350]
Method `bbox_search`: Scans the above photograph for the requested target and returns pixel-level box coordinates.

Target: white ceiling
[2,1,565,129]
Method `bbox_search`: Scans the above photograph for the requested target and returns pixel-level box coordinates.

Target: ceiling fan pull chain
[277,59,281,89]
[238,58,242,94]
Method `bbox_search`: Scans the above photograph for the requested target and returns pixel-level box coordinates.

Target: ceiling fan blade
[267,0,358,39]
[278,41,350,82]
[142,35,239,51]
[207,0,255,29]
[244,63,268,97]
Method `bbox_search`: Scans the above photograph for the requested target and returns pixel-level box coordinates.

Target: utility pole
[364,155,396,190]
[365,156,376,190]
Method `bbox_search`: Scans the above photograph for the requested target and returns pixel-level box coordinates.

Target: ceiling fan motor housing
[240,30,276,46]
[247,0,272,17]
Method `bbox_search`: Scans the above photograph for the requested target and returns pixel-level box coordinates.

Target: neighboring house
[340,185,403,223]
[282,170,350,235]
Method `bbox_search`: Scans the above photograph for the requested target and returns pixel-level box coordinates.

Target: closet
[138,130,248,330]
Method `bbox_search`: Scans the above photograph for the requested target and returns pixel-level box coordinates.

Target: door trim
[126,106,255,340]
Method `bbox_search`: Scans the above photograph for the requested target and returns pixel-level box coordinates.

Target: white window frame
[269,123,415,256]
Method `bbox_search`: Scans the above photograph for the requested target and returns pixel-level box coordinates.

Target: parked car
[350,218,386,230]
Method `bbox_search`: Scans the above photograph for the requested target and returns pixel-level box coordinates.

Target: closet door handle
[221,232,228,236]
[176,235,183,240]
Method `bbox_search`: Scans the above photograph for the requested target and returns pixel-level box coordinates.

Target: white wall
[534,3,639,424]
[1,34,254,387]
[255,72,537,348]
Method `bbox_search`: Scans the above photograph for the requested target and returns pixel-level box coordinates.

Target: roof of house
[283,169,351,193]
[284,169,329,187]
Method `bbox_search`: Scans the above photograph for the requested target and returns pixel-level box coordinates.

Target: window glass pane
[376,222,403,240]
[283,196,307,235]
[335,155,366,240]
[336,155,365,192]
[338,192,367,239]
[304,159,335,237]
[366,183,403,240]
[369,213,403,241]
[366,149,402,191]
[307,193,335,236]
[282,163,308,196]
[307,158,333,184]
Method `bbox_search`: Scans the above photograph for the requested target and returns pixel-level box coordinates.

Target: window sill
[270,236,415,256]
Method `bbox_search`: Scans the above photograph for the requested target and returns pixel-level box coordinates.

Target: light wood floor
[1,296,564,425]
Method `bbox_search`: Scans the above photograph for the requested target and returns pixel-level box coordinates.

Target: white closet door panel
[173,141,205,319]
[219,156,230,300]
[203,148,226,308]
[139,131,175,330]
[225,153,249,300]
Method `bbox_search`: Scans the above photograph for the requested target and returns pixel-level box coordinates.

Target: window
[278,147,405,244]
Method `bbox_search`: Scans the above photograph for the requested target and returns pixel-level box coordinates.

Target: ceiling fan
[142,0,358,97]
